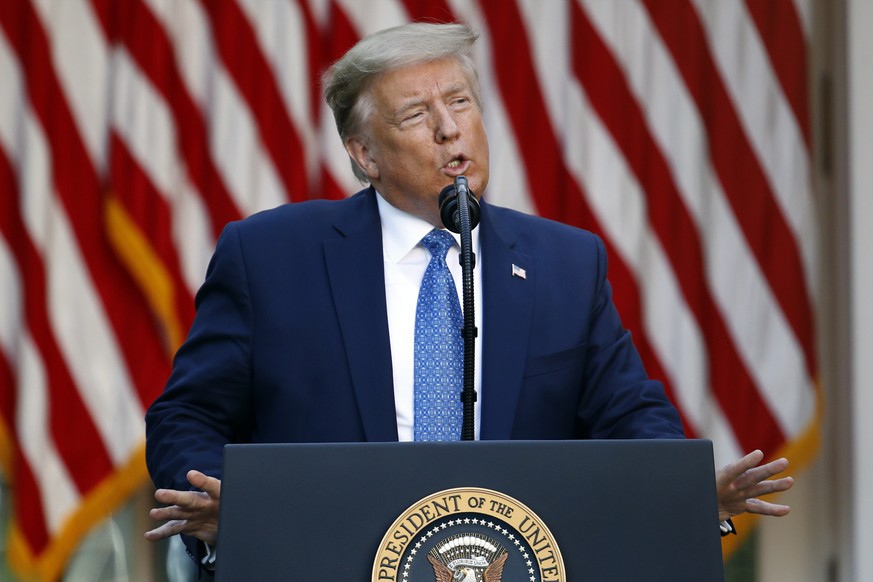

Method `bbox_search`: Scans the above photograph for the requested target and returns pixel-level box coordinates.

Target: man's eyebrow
[391,83,471,118]
[442,82,470,98]
[393,98,427,119]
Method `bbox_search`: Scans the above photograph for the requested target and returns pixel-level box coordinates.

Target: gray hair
[323,22,481,183]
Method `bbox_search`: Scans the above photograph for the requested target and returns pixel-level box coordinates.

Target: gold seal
[372,487,565,582]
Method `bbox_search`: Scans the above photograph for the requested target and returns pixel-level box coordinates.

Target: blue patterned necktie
[414,229,463,441]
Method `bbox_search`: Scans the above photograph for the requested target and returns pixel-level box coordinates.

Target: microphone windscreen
[438,180,481,233]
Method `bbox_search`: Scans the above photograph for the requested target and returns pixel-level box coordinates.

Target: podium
[215,439,725,581]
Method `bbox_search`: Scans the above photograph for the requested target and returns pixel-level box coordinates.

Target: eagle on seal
[427,552,508,582]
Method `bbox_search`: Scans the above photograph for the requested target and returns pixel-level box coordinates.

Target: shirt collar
[376,190,480,263]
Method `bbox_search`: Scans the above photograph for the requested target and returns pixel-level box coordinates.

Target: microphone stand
[440,176,479,441]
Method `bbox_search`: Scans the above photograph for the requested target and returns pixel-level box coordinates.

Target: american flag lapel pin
[511,264,527,279]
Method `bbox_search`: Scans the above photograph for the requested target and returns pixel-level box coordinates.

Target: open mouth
[444,156,470,174]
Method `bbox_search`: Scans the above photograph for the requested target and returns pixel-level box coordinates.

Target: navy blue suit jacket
[146,187,683,493]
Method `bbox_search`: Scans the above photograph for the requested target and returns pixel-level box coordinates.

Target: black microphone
[438,176,480,233]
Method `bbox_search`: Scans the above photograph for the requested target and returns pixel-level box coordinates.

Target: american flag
[0,0,818,579]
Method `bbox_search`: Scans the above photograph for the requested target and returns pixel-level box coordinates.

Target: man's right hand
[145,470,222,546]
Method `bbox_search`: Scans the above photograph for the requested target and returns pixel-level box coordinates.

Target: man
[144,22,792,569]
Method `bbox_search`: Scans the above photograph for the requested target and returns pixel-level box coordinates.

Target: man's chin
[469,177,487,199]
[443,175,487,199]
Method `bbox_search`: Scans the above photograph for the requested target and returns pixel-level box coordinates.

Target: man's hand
[716,450,793,522]
[145,470,222,546]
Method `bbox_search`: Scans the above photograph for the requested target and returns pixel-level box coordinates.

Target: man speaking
[144,22,792,571]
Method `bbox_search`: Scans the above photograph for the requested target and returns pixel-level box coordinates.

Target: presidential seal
[372,487,565,582]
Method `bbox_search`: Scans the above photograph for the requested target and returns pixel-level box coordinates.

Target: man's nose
[434,105,460,142]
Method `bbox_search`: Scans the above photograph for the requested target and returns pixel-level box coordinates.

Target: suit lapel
[479,202,535,440]
[324,189,398,441]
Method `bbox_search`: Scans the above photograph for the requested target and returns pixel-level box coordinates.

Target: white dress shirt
[376,193,483,441]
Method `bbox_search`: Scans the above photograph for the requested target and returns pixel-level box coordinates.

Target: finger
[149,504,206,522]
[153,488,209,508]
[187,470,222,500]
[153,488,188,506]
[717,450,764,486]
[149,505,181,521]
[743,476,794,499]
[757,458,790,479]
[732,459,791,491]
[745,497,791,517]
[144,519,188,542]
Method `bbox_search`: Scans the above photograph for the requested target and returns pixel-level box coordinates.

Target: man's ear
[345,137,379,181]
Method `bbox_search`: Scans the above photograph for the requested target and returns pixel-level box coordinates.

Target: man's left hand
[716,449,793,522]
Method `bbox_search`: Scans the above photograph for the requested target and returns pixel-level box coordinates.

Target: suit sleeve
[575,235,685,439]
[145,222,258,567]
[145,221,256,491]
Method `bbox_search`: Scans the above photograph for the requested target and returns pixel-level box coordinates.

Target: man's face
[345,57,490,227]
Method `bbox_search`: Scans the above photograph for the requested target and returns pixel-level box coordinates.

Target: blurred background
[0,0,869,580]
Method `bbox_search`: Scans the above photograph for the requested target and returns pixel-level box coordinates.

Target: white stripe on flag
[0,235,22,368]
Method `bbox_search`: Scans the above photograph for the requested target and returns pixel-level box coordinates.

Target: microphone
[438,176,480,233]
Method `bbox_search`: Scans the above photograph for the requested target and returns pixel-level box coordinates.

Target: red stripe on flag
[299,2,324,126]
[571,2,784,454]
[643,0,817,379]
[199,0,308,201]
[325,3,362,64]
[321,168,352,201]
[400,0,454,22]
[744,0,812,149]
[9,448,51,558]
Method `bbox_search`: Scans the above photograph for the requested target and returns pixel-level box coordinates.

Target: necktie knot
[421,230,455,262]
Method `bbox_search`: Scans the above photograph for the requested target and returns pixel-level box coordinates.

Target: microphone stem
[456,181,477,441]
